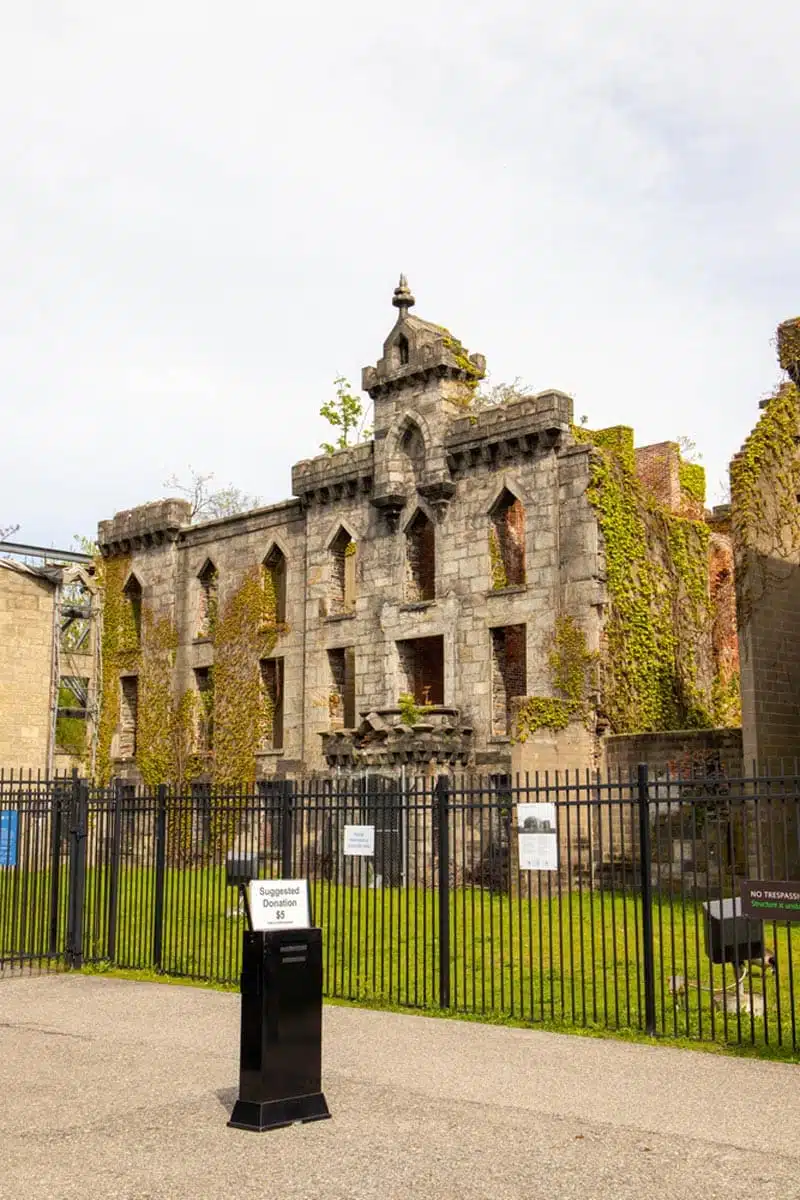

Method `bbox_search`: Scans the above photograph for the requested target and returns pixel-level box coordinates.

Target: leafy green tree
[320,376,372,454]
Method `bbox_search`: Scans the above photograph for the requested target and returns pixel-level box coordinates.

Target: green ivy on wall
[211,565,283,787]
[514,616,596,741]
[556,424,732,734]
[96,556,287,789]
[730,380,800,627]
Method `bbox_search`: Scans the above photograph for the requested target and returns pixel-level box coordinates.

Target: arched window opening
[122,575,143,645]
[263,546,287,626]
[489,490,526,589]
[330,528,357,615]
[398,334,410,365]
[405,510,436,602]
[197,560,218,638]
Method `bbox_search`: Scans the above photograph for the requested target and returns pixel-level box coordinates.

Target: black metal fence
[1,766,798,1055]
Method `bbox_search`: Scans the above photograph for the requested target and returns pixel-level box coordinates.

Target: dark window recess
[122,575,143,643]
[491,625,527,735]
[397,635,444,706]
[264,546,287,625]
[197,560,218,636]
[405,510,436,602]
[261,658,284,750]
[328,647,356,729]
[330,528,357,615]
[398,333,410,365]
[194,666,214,751]
[119,675,139,757]
[489,490,526,589]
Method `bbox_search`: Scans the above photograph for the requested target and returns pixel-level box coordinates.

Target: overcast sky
[2,2,797,548]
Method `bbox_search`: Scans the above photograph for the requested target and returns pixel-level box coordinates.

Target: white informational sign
[248,879,311,931]
[517,803,559,872]
[343,824,376,856]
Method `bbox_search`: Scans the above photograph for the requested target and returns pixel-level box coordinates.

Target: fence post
[637,763,657,1036]
[107,780,123,963]
[281,780,294,879]
[48,780,64,957]
[152,784,168,971]
[66,772,88,970]
[435,775,451,1009]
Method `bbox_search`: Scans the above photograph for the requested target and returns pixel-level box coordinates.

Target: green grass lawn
[3,864,798,1058]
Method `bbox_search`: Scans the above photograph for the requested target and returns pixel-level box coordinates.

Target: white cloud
[1,0,798,540]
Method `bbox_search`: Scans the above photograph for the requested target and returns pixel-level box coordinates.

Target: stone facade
[95,280,736,786]
[0,560,58,772]
[731,317,800,774]
[0,558,99,775]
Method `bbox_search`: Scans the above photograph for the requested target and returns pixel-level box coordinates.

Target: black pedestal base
[228,1091,331,1132]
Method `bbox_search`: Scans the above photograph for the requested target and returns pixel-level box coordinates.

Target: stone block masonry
[91,278,738,787]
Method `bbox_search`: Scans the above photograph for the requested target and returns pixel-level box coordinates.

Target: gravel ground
[1,974,798,1200]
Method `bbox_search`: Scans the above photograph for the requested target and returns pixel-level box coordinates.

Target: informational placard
[248,879,311,931]
[741,880,800,922]
[343,824,375,856]
[0,811,18,868]
[517,803,558,872]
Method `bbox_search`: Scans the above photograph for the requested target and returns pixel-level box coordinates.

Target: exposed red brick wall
[634,442,682,512]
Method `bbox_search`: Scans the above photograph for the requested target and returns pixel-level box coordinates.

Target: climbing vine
[488,527,508,590]
[564,424,733,733]
[96,556,287,790]
[431,324,483,400]
[514,616,596,740]
[211,565,284,786]
[679,461,706,505]
[730,380,800,631]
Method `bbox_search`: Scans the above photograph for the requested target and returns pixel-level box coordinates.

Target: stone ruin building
[94,278,739,795]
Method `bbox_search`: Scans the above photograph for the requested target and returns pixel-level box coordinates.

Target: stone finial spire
[392,274,415,321]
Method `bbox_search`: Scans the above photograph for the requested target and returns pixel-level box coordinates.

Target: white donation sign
[343,825,376,856]
[517,803,559,872]
[248,879,311,931]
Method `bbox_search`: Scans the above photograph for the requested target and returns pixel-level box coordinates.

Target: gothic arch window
[330,527,357,616]
[263,545,287,626]
[197,560,218,637]
[397,333,409,365]
[405,509,436,602]
[122,574,143,645]
[489,489,526,589]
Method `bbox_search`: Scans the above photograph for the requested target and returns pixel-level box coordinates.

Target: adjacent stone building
[731,317,800,776]
[95,279,738,788]
[0,557,97,774]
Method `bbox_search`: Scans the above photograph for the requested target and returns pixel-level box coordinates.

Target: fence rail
[1,766,798,1055]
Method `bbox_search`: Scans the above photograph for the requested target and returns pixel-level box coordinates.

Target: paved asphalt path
[0,974,798,1199]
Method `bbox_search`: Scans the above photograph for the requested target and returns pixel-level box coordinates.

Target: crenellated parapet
[98,499,192,556]
[291,441,375,507]
[446,390,573,474]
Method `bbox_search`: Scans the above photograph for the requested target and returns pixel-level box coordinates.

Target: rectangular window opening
[119,675,139,758]
[328,647,356,729]
[396,635,445,706]
[491,625,527,736]
[260,658,284,750]
[194,666,214,752]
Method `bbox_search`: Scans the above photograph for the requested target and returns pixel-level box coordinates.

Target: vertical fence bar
[107,780,123,963]
[66,773,88,970]
[637,763,656,1036]
[48,782,63,957]
[152,784,168,970]
[436,775,451,1009]
[281,780,294,879]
